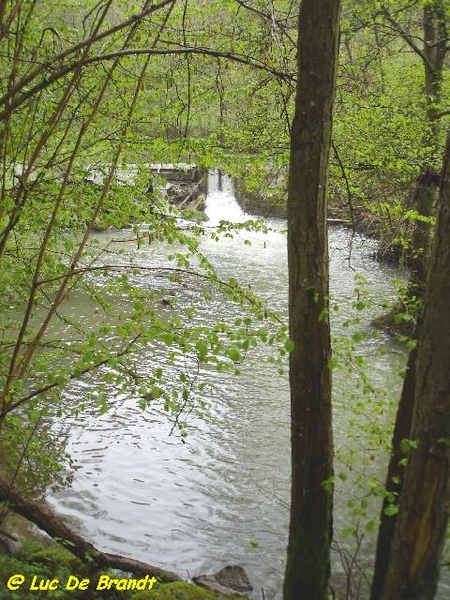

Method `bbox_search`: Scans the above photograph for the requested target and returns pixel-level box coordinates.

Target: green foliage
[332,0,448,261]
[330,275,406,558]
[0,542,86,600]
[1,0,450,594]
[0,0,292,497]
[372,277,422,336]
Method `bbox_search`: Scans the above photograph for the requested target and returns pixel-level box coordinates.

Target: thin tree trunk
[283,1,341,599]
[408,1,447,299]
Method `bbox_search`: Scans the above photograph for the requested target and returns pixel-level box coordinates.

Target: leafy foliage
[1,1,450,597]
[0,0,291,494]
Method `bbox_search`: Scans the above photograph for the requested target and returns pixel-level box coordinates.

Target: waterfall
[204,170,248,226]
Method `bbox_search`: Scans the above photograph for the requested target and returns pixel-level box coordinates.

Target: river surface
[49,173,448,599]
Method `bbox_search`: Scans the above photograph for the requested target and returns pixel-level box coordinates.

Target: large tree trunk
[283,1,341,599]
[374,130,450,600]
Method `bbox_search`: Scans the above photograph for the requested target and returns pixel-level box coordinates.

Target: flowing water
[48,172,448,599]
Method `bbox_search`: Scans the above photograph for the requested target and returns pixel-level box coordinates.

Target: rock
[193,565,252,597]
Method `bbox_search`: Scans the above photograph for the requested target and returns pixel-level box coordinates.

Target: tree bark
[0,476,181,583]
[370,344,418,600]
[283,1,341,599]
[408,1,447,299]
[372,7,448,594]
[375,130,450,600]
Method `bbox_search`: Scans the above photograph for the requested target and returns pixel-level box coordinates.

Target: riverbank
[0,528,246,600]
[235,173,414,267]
[0,538,245,600]
[235,174,357,225]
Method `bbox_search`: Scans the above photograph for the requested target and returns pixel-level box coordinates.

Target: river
[48,172,448,599]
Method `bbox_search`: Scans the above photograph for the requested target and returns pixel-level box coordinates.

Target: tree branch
[0,44,294,118]
[0,475,181,582]
[380,7,433,69]
[433,107,450,120]
[7,334,142,413]
[0,0,176,114]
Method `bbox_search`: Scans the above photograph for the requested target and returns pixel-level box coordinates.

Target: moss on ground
[0,542,245,600]
[131,581,243,600]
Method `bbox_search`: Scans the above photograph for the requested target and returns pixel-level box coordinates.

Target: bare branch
[381,7,433,69]
[0,0,176,113]
[0,44,293,119]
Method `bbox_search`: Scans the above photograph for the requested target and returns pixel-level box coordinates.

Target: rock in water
[193,565,252,596]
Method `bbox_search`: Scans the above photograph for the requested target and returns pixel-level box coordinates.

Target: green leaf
[365,519,379,533]
[384,504,399,517]
[342,526,356,539]
[227,346,242,362]
[284,339,295,352]
[151,386,163,399]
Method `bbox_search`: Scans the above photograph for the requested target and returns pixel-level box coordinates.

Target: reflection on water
[48,177,448,599]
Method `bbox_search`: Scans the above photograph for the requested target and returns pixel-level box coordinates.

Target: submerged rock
[193,565,252,597]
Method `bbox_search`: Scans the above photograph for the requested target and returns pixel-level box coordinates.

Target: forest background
[1,1,450,599]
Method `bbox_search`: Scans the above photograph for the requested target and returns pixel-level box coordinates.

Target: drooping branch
[86,46,294,79]
[331,139,356,230]
[0,476,181,582]
[233,0,297,47]
[6,334,142,413]
[378,6,432,70]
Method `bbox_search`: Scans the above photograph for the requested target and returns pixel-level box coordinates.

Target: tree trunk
[370,344,418,600]
[376,130,450,600]
[283,1,340,599]
[408,1,447,299]
[372,6,449,597]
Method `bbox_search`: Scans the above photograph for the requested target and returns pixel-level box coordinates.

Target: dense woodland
[1,1,450,599]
